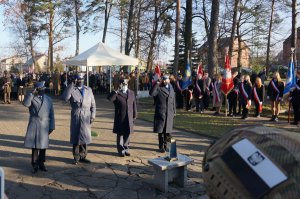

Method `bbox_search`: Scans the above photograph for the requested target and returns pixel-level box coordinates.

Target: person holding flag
[290,69,300,125]
[221,53,235,116]
[252,77,265,117]
[152,65,161,86]
[267,72,284,122]
[239,75,252,119]
[193,64,204,113]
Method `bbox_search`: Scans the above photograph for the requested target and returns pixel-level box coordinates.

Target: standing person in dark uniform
[17,73,26,103]
[194,73,204,113]
[108,79,137,156]
[228,71,239,116]
[175,74,184,109]
[267,72,284,122]
[23,81,55,173]
[202,71,211,110]
[62,73,96,165]
[149,75,176,153]
[237,75,244,115]
[290,69,300,125]
[252,77,265,117]
[239,75,252,119]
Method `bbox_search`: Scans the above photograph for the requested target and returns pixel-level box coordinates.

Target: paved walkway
[0,95,210,199]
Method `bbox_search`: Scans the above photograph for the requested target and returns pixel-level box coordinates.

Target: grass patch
[137,97,299,139]
[91,131,98,137]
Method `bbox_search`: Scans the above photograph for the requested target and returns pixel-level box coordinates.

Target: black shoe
[79,158,91,163]
[158,148,166,153]
[270,115,275,121]
[125,151,131,156]
[32,166,39,174]
[118,153,125,157]
[39,164,48,172]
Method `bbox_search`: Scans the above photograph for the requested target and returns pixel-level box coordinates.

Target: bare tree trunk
[229,0,239,60]
[174,0,180,75]
[185,0,192,68]
[292,0,297,68]
[49,0,54,72]
[146,0,159,72]
[125,0,135,55]
[202,0,210,39]
[75,0,80,55]
[207,0,219,76]
[265,0,275,75]
[102,0,112,43]
[237,19,242,71]
[135,2,142,58]
[120,6,123,53]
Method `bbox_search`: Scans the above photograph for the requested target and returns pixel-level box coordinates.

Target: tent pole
[110,66,112,92]
[87,66,89,87]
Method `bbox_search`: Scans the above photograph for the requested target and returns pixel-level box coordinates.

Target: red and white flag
[196,63,203,79]
[221,54,234,95]
[152,65,161,85]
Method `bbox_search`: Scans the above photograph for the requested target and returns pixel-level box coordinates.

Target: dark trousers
[176,93,184,109]
[238,100,242,114]
[117,134,130,154]
[73,144,87,161]
[293,103,300,122]
[242,103,249,118]
[195,97,204,112]
[32,148,46,167]
[158,133,171,150]
[228,92,237,115]
[203,93,210,109]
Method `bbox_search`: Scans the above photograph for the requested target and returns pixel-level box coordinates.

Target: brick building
[282,27,300,66]
[199,37,250,68]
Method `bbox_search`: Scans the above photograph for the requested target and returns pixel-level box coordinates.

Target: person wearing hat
[2,70,12,104]
[23,81,55,173]
[290,69,300,125]
[149,74,176,153]
[62,73,96,164]
[107,78,137,157]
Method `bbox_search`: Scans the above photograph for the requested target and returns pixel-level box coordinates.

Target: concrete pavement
[0,95,210,199]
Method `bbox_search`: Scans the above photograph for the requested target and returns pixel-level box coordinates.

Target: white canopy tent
[66,42,139,90]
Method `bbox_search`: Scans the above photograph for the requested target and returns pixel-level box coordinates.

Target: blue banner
[284,58,296,95]
[181,59,192,90]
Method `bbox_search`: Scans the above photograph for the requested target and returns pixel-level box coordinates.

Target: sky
[0,5,295,65]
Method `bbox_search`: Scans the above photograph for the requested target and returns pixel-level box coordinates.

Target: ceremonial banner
[284,57,296,95]
[221,55,234,95]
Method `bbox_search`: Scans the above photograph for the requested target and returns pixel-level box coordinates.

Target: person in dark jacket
[267,72,284,122]
[239,75,252,119]
[290,69,300,125]
[175,74,184,109]
[17,73,26,103]
[61,73,96,165]
[228,72,239,116]
[149,75,176,153]
[107,79,137,157]
[23,81,55,173]
[193,74,204,113]
[202,71,211,110]
[252,77,265,117]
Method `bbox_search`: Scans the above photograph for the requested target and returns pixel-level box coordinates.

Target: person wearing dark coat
[23,81,55,173]
[267,72,284,122]
[193,74,204,113]
[17,73,26,102]
[202,72,211,110]
[252,77,265,117]
[107,79,137,157]
[228,72,239,116]
[61,73,96,165]
[290,70,300,125]
[149,75,176,153]
[239,75,252,119]
[175,74,184,109]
